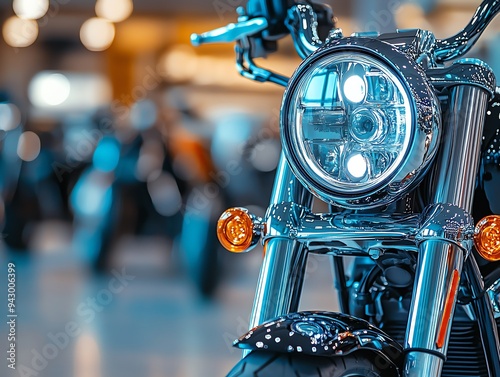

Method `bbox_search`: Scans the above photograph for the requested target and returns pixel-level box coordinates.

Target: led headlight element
[281,37,440,209]
[343,74,366,103]
[346,153,367,180]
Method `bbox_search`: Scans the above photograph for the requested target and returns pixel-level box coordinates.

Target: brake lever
[190,3,337,87]
[191,8,289,87]
[235,36,289,87]
[190,17,268,46]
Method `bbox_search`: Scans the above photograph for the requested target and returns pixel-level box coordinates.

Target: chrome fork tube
[432,86,490,208]
[249,153,313,330]
[404,242,464,376]
[403,85,490,377]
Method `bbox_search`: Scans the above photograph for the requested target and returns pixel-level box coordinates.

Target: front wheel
[227,351,393,377]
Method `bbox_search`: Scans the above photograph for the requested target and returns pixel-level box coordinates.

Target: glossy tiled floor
[1,235,339,377]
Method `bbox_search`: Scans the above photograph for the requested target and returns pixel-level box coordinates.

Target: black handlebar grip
[246,0,336,41]
[246,0,295,39]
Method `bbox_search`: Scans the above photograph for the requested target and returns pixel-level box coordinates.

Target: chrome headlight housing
[281,37,441,209]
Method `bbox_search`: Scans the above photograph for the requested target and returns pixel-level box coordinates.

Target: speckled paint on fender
[234,311,404,370]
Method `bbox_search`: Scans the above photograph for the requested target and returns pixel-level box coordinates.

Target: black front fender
[234,311,403,371]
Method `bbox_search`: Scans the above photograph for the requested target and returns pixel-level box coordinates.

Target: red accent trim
[436,269,460,349]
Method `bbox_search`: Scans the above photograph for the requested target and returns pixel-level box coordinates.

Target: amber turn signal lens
[474,215,500,261]
[217,208,254,253]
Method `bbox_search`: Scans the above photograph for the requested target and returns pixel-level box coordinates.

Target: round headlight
[281,37,440,209]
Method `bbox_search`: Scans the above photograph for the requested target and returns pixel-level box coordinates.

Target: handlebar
[190,1,334,51]
[246,0,295,39]
[190,0,295,48]
[435,0,500,63]
[190,17,268,46]
[189,1,335,86]
[190,0,500,85]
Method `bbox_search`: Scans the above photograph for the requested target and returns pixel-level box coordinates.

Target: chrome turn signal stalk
[217,207,263,253]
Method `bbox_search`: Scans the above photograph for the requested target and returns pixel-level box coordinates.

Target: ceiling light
[29,72,71,107]
[2,16,38,48]
[95,0,133,23]
[17,131,41,162]
[13,0,49,20]
[80,17,115,52]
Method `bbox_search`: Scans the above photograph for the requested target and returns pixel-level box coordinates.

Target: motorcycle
[70,103,184,270]
[178,109,280,296]
[192,0,500,376]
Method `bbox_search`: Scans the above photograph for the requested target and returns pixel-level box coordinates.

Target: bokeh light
[71,171,113,217]
[80,17,115,51]
[17,131,41,162]
[130,100,157,130]
[159,45,198,82]
[95,0,133,23]
[13,0,49,20]
[74,332,102,377]
[249,139,281,172]
[0,103,21,131]
[147,172,182,216]
[2,16,38,47]
[28,72,71,107]
[136,140,164,182]
[93,138,121,173]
